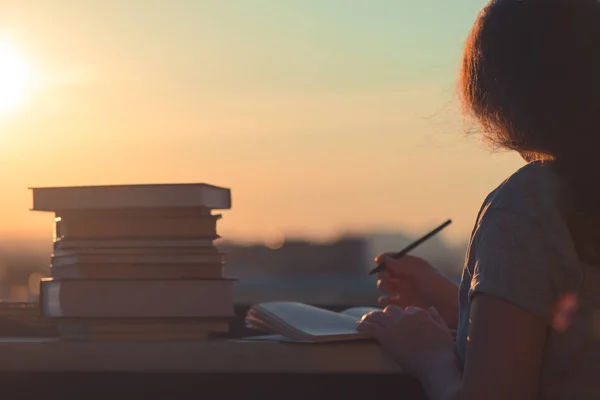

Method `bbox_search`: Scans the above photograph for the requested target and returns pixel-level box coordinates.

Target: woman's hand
[376,254,459,329]
[357,305,456,378]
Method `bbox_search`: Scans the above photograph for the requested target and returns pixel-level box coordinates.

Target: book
[53,238,219,249]
[51,252,225,266]
[55,317,231,341]
[40,278,235,318]
[59,331,212,341]
[55,317,231,333]
[55,207,214,219]
[52,247,220,256]
[54,213,221,239]
[50,263,224,279]
[31,182,234,341]
[30,183,231,211]
[245,301,381,343]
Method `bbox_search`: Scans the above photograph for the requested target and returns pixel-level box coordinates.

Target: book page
[340,307,381,320]
[252,302,361,338]
[238,334,316,343]
[239,334,371,343]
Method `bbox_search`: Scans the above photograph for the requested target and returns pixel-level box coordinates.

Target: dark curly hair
[460,0,600,262]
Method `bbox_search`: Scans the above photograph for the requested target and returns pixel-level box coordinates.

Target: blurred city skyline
[0,228,467,303]
[0,0,525,247]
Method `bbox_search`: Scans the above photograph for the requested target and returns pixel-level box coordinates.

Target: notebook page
[239,334,369,343]
[238,334,316,343]
[341,307,381,320]
[254,302,360,337]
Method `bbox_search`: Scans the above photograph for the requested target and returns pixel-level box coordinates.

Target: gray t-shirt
[456,160,600,400]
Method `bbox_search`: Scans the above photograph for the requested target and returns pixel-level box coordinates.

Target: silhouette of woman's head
[461,0,600,263]
[460,0,600,164]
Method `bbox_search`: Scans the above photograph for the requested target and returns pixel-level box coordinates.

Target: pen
[368,219,452,275]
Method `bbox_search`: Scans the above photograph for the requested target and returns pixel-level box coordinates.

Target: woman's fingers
[378,276,413,301]
[374,252,396,265]
[428,306,446,326]
[360,311,394,328]
[375,254,427,280]
[383,305,404,317]
[378,295,408,308]
[377,277,401,293]
[376,269,392,280]
[356,321,385,340]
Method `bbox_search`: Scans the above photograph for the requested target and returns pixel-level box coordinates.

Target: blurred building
[220,236,369,278]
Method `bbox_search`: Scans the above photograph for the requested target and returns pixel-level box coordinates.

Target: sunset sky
[0,0,524,246]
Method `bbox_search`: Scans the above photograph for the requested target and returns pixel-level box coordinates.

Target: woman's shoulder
[477,160,566,224]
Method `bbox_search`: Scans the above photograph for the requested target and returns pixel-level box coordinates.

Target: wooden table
[0,338,427,399]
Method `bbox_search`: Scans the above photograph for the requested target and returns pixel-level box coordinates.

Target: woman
[357,1,600,399]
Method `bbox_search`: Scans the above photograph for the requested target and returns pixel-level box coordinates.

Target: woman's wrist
[418,348,462,400]
[430,274,459,329]
[419,347,457,376]
[439,301,459,330]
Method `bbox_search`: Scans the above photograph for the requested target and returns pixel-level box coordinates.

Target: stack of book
[31,183,234,340]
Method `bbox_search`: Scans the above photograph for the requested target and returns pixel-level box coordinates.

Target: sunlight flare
[0,41,33,113]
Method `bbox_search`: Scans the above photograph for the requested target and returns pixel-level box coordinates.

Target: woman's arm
[459,293,547,399]
[421,293,548,400]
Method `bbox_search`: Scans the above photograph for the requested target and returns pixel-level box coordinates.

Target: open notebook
[244,301,381,343]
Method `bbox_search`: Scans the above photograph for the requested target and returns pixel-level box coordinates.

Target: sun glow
[0,41,33,114]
